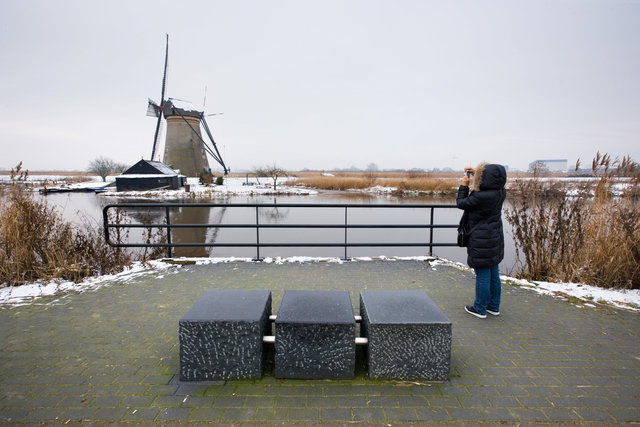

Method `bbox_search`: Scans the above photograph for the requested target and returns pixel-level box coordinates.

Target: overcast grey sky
[1,0,639,173]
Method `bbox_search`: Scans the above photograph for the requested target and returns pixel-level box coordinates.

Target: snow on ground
[0,260,178,307]
[99,177,317,199]
[1,256,638,312]
[503,276,640,312]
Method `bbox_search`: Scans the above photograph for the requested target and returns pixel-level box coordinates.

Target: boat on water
[39,186,108,195]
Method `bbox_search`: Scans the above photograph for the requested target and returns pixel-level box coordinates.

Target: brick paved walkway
[1,259,639,424]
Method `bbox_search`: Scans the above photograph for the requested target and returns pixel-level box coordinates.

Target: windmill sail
[150,34,169,161]
[146,99,161,117]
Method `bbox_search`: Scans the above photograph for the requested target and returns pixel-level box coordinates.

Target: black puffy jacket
[456,163,507,269]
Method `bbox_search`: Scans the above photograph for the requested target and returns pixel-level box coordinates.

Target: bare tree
[254,164,287,191]
[88,157,123,182]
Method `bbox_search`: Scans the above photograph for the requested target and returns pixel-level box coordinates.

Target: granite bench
[359,290,452,380]
[178,289,272,381]
[274,290,356,379]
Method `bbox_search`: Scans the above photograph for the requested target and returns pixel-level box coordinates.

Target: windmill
[146,34,230,176]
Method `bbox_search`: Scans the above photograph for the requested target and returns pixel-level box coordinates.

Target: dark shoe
[464,305,486,319]
[486,308,500,316]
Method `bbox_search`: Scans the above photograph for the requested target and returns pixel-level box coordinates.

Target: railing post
[254,206,262,261]
[343,206,350,261]
[165,206,172,258]
[103,206,110,245]
[429,207,434,256]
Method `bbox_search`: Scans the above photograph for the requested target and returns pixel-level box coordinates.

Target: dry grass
[291,176,376,191]
[506,153,640,289]
[290,172,460,193]
[0,163,135,286]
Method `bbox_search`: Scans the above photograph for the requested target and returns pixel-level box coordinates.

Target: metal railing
[103,202,459,260]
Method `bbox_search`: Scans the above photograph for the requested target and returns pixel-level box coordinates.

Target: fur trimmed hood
[471,163,507,192]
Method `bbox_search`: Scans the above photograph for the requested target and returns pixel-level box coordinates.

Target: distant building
[528,159,568,172]
[116,159,186,191]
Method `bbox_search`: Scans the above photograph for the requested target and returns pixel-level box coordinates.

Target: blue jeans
[473,265,501,315]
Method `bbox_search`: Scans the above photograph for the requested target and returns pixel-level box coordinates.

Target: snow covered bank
[1,256,638,312]
[99,177,317,199]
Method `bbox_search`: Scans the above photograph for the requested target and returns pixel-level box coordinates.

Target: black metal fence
[102,202,460,260]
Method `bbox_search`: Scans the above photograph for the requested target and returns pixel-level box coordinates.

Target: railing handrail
[103,202,460,260]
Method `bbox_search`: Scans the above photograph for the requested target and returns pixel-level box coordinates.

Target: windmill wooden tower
[146,35,229,177]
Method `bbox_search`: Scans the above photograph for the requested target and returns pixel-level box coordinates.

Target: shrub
[506,153,640,289]
[0,163,133,286]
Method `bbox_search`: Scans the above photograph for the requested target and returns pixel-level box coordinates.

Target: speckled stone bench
[274,290,356,379]
[179,289,272,381]
[360,290,451,380]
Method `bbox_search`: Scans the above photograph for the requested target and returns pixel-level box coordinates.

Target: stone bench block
[360,290,451,380]
[179,289,271,381]
[275,290,355,379]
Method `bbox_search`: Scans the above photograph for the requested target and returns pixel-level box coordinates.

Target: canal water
[40,191,519,274]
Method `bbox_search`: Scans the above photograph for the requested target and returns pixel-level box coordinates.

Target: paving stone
[416,407,450,421]
[121,407,160,420]
[543,408,582,421]
[518,396,553,407]
[336,395,367,407]
[366,396,398,407]
[384,407,419,421]
[288,407,319,421]
[60,408,98,421]
[23,408,64,421]
[188,408,224,421]
[222,407,257,420]
[122,395,155,407]
[275,396,306,407]
[213,395,245,407]
[321,407,353,420]
[0,408,29,421]
[352,407,385,420]
[478,407,516,420]
[90,395,123,407]
[509,408,549,421]
[255,407,287,420]
[180,395,214,407]
[487,396,521,407]
[244,396,275,407]
[118,384,149,395]
[398,396,428,407]
[574,407,615,421]
[447,407,483,420]
[607,408,640,422]
[92,407,128,420]
[306,396,337,407]
[27,396,63,407]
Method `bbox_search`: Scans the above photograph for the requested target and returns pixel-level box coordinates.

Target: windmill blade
[150,34,169,160]
[146,99,160,117]
[200,116,230,174]
[151,113,163,160]
[159,34,169,106]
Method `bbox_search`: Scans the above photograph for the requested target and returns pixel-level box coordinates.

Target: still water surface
[41,191,519,274]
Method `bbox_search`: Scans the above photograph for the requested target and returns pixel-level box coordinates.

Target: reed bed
[290,173,459,193]
[0,163,159,287]
[505,153,640,289]
[291,176,376,191]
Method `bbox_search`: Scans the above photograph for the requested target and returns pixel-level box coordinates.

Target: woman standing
[456,163,507,319]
